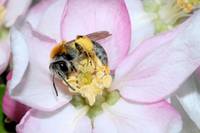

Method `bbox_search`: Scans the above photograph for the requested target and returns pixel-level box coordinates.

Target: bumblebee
[49,31,111,96]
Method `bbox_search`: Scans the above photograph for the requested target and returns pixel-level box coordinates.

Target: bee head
[49,42,79,79]
[51,52,79,77]
[49,57,69,79]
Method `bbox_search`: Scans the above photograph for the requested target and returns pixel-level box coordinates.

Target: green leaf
[0,84,7,133]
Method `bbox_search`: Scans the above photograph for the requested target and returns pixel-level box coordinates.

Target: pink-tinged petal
[26,0,54,29]
[9,20,71,111]
[124,0,154,52]
[113,10,200,103]
[4,0,32,27]
[93,99,182,133]
[27,0,67,41]
[61,0,131,70]
[3,72,29,122]
[17,104,92,133]
[6,71,12,80]
[3,89,29,122]
[9,26,29,91]
[0,0,6,5]
[175,74,200,129]
[0,38,10,75]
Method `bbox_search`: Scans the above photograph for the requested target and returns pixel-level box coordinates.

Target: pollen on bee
[74,36,94,51]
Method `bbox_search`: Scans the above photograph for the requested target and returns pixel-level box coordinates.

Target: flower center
[68,36,120,119]
[67,53,113,106]
[143,0,199,33]
[71,90,120,119]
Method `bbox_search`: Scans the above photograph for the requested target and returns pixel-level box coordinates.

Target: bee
[49,31,111,96]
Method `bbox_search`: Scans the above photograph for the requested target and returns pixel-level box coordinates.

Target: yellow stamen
[67,57,112,106]
[64,49,112,106]
[78,72,93,85]
[102,75,112,88]
[0,5,6,25]
[177,0,194,13]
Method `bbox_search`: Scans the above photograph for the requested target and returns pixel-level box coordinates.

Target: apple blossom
[1,0,200,133]
[0,0,32,75]
[9,0,200,132]
[138,0,200,131]
[0,0,36,125]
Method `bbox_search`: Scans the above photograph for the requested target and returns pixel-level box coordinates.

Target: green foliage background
[0,84,6,133]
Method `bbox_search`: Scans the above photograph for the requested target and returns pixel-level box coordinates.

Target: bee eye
[57,61,68,72]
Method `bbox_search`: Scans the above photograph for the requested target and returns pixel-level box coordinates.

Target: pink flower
[0,0,32,27]
[126,1,200,130]
[124,0,155,52]
[0,0,32,74]
[8,0,200,132]
[130,0,200,130]
[2,72,30,122]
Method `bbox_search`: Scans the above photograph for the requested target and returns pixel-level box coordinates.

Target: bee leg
[84,51,94,66]
[75,43,84,54]
[70,62,77,72]
[75,43,94,66]
[82,51,90,65]
[88,54,97,70]
[57,72,76,91]
[88,54,93,65]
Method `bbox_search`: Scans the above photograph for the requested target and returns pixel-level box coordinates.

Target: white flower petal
[171,96,200,133]
[93,99,182,133]
[10,19,71,111]
[175,73,200,129]
[27,0,67,41]
[113,10,200,103]
[10,27,29,91]
[17,104,92,133]
[124,0,154,52]
[4,0,32,27]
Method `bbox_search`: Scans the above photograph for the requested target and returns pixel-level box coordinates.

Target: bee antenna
[53,74,58,96]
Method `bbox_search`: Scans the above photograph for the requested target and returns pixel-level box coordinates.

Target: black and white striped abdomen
[92,41,108,65]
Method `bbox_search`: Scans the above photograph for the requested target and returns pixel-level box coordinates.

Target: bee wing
[86,31,111,41]
[64,31,111,46]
